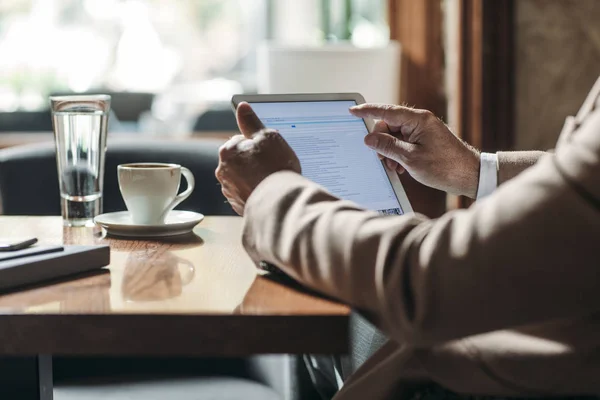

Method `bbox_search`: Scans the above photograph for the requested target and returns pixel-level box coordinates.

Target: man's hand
[351,104,481,198]
[215,102,301,215]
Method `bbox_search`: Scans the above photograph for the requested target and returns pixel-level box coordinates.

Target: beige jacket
[242,77,600,399]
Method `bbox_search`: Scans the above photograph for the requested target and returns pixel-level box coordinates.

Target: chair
[0,139,235,216]
[0,140,319,399]
[0,111,53,132]
[192,108,239,132]
[53,355,316,400]
[0,109,129,133]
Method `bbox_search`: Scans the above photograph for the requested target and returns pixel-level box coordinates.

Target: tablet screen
[249,100,404,215]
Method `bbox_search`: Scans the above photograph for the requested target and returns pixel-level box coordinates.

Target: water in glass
[52,107,108,226]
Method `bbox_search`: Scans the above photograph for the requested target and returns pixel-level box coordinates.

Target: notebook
[0,245,110,292]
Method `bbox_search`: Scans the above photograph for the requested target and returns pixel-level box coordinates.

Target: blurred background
[0,0,389,135]
[0,0,599,214]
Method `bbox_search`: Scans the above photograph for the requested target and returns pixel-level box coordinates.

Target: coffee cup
[117,163,195,225]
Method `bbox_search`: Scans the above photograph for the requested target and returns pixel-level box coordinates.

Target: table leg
[0,355,53,399]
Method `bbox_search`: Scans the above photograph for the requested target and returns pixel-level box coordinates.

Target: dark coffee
[123,164,175,169]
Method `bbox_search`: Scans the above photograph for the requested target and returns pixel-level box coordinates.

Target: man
[216,77,600,400]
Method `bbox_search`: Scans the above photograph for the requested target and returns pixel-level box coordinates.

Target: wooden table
[0,216,349,398]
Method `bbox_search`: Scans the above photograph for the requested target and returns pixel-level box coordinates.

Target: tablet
[231,93,413,215]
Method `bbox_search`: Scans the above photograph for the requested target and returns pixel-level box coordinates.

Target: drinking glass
[50,95,110,227]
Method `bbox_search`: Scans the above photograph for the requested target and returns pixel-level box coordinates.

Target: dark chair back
[0,139,234,216]
[193,109,238,132]
[0,111,53,132]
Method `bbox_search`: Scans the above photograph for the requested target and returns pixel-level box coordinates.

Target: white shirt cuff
[476,152,498,200]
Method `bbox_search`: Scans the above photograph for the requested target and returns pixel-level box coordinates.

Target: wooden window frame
[453,0,515,207]
[456,0,515,152]
[388,0,447,218]
[388,0,515,213]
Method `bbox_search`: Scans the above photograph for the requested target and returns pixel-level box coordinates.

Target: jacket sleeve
[496,151,546,184]
[242,115,600,347]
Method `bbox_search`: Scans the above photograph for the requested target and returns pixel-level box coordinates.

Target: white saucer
[94,211,204,238]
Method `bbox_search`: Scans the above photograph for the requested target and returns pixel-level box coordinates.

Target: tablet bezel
[231,93,414,214]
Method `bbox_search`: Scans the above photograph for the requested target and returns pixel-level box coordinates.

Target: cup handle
[160,167,195,221]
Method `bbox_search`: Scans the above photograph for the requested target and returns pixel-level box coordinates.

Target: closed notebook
[0,245,110,292]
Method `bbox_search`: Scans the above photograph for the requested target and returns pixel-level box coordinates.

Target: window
[0,0,266,110]
[0,0,388,129]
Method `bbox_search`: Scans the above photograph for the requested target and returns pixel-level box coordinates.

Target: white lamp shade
[257,41,401,105]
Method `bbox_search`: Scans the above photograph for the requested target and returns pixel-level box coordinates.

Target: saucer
[94,211,204,238]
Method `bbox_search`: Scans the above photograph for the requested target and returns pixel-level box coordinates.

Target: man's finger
[236,102,265,138]
[372,119,390,134]
[350,103,421,126]
[218,135,246,159]
[385,158,398,170]
[384,158,406,175]
[364,131,416,164]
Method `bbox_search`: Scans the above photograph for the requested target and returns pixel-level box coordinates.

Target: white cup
[117,163,195,225]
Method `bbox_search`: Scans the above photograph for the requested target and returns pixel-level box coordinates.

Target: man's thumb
[364,132,413,164]
[236,102,265,138]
